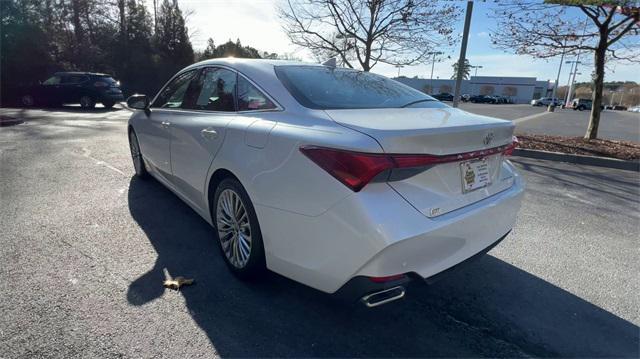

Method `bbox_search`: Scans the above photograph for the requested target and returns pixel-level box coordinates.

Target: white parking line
[76,147,127,177]
[512,111,552,124]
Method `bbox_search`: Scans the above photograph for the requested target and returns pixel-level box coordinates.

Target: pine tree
[451,59,471,80]
[154,0,194,77]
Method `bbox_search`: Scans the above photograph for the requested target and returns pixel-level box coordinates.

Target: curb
[513,148,639,172]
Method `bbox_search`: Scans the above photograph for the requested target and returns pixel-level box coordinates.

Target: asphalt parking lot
[1,106,638,358]
[458,102,546,120]
[456,102,640,142]
[516,108,640,142]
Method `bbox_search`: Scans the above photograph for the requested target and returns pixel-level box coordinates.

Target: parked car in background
[571,98,592,111]
[432,92,454,102]
[19,72,124,109]
[627,105,640,113]
[495,96,512,104]
[461,94,471,102]
[531,97,559,107]
[470,95,496,104]
[126,59,524,307]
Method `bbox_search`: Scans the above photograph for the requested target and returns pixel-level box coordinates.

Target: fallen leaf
[163,276,195,290]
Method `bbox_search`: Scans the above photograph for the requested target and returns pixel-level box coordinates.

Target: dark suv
[20,72,124,109]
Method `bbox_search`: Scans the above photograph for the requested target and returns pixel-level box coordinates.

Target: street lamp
[427,51,444,94]
[564,20,588,107]
[395,64,404,77]
[549,38,568,112]
[470,65,483,77]
[565,60,582,106]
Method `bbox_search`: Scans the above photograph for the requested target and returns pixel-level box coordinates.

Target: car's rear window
[275,65,446,110]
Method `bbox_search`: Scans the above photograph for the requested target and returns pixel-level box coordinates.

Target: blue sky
[161,0,639,84]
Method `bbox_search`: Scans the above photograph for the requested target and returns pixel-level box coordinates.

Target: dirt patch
[515,133,640,161]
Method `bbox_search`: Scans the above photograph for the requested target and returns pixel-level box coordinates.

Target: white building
[394,76,551,104]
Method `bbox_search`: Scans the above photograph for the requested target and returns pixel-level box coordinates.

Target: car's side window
[43,76,61,85]
[151,70,198,108]
[182,67,236,112]
[62,75,88,84]
[237,76,276,111]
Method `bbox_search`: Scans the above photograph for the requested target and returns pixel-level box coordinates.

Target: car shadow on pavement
[126,176,639,358]
[48,105,123,113]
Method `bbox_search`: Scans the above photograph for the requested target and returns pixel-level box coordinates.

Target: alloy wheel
[216,189,252,269]
[129,132,143,174]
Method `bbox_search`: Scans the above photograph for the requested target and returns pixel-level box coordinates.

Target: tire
[213,178,265,278]
[102,101,115,109]
[21,95,35,107]
[128,129,149,179]
[80,95,96,109]
[578,105,585,111]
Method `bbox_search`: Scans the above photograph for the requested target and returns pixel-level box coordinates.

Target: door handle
[161,121,171,129]
[201,128,218,140]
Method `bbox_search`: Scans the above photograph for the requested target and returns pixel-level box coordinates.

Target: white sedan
[127,59,524,307]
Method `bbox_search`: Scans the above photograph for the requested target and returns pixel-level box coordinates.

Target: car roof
[189,58,320,70]
[53,71,112,77]
[178,58,334,111]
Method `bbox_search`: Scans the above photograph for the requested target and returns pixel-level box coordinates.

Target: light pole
[564,60,582,106]
[427,51,443,94]
[549,39,567,112]
[470,65,483,77]
[395,64,404,77]
[564,60,580,107]
[565,20,588,107]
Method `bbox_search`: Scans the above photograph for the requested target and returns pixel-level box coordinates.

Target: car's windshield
[97,76,119,86]
[275,65,446,110]
[43,76,61,85]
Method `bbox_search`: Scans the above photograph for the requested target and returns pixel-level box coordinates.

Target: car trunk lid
[324,107,516,217]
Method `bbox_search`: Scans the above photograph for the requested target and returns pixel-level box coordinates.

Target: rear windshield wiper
[401,99,435,108]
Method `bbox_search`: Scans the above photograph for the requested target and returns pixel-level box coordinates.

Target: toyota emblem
[483,132,494,145]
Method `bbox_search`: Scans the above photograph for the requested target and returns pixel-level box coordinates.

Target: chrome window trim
[235,70,283,113]
[149,64,284,113]
[149,68,200,109]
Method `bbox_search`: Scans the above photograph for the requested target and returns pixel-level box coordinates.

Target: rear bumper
[334,230,511,302]
[258,169,524,294]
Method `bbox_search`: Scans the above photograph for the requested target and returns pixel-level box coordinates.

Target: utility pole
[428,51,443,94]
[453,1,473,108]
[564,60,577,105]
[548,39,566,112]
[565,20,588,107]
[566,58,582,107]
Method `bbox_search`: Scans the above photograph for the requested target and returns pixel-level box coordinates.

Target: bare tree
[278,0,460,71]
[490,1,639,140]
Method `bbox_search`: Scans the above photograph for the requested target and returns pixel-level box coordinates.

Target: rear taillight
[301,139,518,192]
[503,136,519,156]
[299,147,393,192]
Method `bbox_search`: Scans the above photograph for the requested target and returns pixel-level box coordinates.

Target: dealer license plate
[460,158,490,193]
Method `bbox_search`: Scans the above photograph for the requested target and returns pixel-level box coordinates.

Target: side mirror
[127,94,149,110]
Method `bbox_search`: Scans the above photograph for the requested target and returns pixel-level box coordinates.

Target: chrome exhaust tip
[360,286,405,307]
